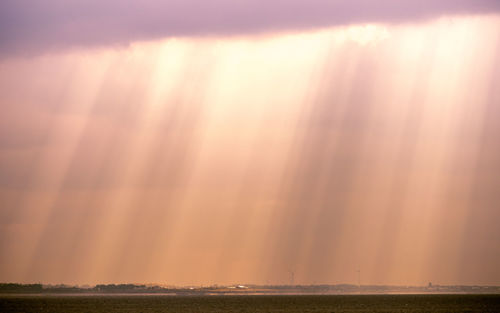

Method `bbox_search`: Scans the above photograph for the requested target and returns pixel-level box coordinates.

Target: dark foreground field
[1,294,500,313]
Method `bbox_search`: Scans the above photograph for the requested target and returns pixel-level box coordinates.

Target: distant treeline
[0,283,167,294]
[0,283,43,293]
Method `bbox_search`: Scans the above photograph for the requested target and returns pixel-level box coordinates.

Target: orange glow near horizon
[0,15,499,286]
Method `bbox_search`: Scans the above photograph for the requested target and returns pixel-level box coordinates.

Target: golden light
[0,14,499,286]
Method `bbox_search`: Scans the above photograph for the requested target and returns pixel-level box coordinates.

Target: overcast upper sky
[1,0,500,55]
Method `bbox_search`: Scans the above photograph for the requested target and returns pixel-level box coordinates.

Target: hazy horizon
[1,1,499,287]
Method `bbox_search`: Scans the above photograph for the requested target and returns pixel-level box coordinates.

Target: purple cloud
[1,0,499,55]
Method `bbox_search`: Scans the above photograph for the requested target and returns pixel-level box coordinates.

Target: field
[1,294,500,313]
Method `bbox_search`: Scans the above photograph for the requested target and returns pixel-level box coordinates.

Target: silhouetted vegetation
[0,284,42,293]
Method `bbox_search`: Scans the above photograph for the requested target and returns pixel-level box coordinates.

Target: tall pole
[357,269,361,292]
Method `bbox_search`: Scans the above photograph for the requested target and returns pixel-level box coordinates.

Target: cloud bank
[1,0,499,55]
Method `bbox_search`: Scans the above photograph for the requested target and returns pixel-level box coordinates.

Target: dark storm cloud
[1,0,499,56]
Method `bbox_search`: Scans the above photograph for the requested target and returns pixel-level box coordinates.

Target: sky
[0,1,500,286]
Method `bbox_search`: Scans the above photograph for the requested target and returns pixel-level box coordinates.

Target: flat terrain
[1,294,499,313]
